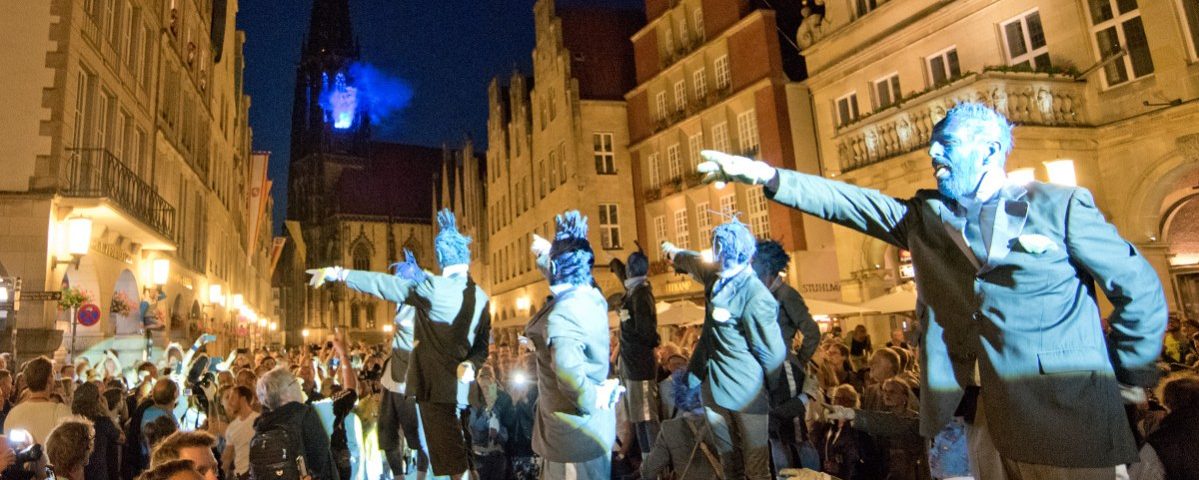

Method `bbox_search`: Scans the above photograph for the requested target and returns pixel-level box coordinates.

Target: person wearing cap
[610,245,662,454]
[308,209,490,480]
[662,218,786,480]
[525,211,621,479]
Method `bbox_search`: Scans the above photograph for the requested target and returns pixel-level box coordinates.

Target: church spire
[304,0,358,58]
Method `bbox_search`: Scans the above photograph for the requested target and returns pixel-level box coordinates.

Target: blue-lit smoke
[319,62,414,131]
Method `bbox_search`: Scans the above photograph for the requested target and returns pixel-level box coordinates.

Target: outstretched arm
[663,244,719,287]
[343,270,416,305]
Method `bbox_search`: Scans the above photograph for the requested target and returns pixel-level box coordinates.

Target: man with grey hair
[252,367,338,480]
[699,101,1167,479]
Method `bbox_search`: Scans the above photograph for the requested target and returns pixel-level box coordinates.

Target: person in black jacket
[611,246,662,453]
[253,367,339,480]
[1139,372,1199,479]
[73,381,123,480]
[751,239,821,470]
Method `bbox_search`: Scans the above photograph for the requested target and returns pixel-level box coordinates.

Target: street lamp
[516,296,530,312]
[383,324,394,333]
[145,257,170,297]
[302,328,310,338]
[269,321,278,332]
[1044,159,1077,186]
[54,217,92,269]
[232,294,245,311]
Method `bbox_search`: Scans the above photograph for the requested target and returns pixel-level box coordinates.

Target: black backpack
[249,424,307,480]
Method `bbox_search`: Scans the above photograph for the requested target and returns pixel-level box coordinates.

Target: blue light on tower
[328,72,358,129]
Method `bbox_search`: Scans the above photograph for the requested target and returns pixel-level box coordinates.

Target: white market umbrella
[805,299,879,316]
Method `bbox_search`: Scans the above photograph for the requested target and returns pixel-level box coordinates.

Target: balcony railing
[834,71,1089,173]
[65,148,177,239]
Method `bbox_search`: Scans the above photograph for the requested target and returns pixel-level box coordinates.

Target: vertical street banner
[247,151,271,259]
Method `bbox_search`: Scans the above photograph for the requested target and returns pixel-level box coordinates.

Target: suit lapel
[980,184,1029,274]
[936,200,982,271]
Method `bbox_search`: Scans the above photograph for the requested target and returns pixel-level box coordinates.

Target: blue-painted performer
[608,244,662,454]
[662,217,787,480]
[524,211,622,479]
[308,210,491,480]
[696,102,1167,480]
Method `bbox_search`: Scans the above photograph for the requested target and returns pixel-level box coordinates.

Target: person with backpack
[251,366,338,480]
[307,210,491,480]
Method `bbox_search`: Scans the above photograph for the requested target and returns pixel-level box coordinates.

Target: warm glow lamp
[65,217,93,256]
[151,258,170,286]
[1044,160,1077,186]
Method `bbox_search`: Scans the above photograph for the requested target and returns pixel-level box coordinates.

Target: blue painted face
[928,119,990,201]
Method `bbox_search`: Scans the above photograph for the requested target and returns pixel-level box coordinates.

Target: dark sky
[237,0,645,234]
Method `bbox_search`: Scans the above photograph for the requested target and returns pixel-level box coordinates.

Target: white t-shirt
[225,411,260,475]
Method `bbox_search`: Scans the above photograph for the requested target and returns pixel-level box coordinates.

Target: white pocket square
[1016,234,1058,254]
[712,307,732,323]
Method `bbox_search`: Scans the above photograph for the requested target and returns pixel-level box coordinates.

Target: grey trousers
[704,402,771,480]
[968,395,1129,480]
[539,454,611,480]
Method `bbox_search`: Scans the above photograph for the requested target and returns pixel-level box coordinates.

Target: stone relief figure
[796,0,827,50]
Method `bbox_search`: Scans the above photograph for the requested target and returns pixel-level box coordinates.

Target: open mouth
[933,163,951,180]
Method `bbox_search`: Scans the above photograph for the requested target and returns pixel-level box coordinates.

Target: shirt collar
[442,264,469,277]
[624,276,647,290]
[957,169,1006,211]
[549,284,574,296]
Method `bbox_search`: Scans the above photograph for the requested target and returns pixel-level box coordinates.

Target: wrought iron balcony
[64,148,176,240]
[834,71,1089,173]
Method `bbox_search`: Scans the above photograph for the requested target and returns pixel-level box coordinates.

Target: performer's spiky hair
[391,249,427,283]
[712,218,756,267]
[434,209,471,268]
[626,242,649,278]
[549,210,594,286]
[752,239,791,278]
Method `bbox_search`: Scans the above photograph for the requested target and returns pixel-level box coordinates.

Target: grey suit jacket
[345,270,491,406]
[769,170,1166,467]
[524,284,616,463]
[674,251,786,414]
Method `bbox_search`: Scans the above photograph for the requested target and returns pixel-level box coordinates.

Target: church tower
[287,0,370,264]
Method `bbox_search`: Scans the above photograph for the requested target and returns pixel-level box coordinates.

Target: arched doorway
[112,270,141,335]
[1165,194,1199,320]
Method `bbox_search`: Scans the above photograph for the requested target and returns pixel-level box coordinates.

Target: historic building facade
[486,0,643,344]
[0,0,273,361]
[801,0,1199,320]
[433,139,489,290]
[625,0,834,304]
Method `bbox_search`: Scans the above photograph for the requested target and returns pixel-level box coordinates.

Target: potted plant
[58,287,91,311]
[110,291,136,316]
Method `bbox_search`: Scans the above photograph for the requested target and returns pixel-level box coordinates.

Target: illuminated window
[674,210,690,250]
[656,91,668,121]
[557,142,567,184]
[715,55,731,89]
[599,204,621,249]
[594,133,615,175]
[667,144,682,181]
[926,46,961,86]
[693,68,707,100]
[836,92,860,127]
[1088,0,1153,87]
[737,110,759,154]
[748,186,771,238]
[648,152,661,188]
[688,133,704,171]
[1001,10,1050,70]
[720,194,736,217]
[712,122,730,152]
[674,80,687,112]
[696,201,712,247]
[874,73,901,109]
[693,8,704,37]
[539,160,547,197]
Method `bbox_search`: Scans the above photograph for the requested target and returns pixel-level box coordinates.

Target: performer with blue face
[307,210,491,480]
[523,211,621,479]
[609,245,662,454]
[697,102,1167,479]
[662,218,786,480]
[377,250,427,479]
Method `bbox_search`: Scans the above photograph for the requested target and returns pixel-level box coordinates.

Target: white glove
[595,378,625,410]
[660,241,681,260]
[1119,384,1147,405]
[457,362,476,384]
[825,404,856,421]
[697,150,777,187]
[305,267,346,288]
[531,234,552,257]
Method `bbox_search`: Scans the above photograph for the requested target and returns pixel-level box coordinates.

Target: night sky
[237,0,645,233]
